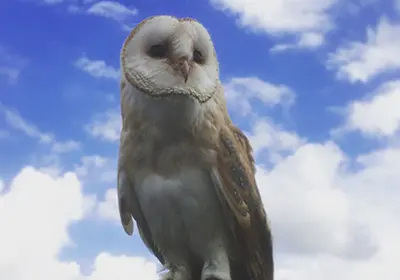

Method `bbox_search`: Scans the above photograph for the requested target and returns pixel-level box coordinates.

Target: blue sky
[1,0,400,279]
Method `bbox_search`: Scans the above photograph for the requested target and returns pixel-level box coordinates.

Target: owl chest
[126,123,217,176]
[134,168,226,256]
[135,168,217,214]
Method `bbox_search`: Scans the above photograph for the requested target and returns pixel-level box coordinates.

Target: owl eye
[148,44,168,58]
[193,49,205,64]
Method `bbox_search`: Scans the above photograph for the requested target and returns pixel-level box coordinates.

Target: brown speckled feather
[214,124,274,280]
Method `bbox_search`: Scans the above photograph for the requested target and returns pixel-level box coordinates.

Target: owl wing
[117,145,165,265]
[210,124,274,280]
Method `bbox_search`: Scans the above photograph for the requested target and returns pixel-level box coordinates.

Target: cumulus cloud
[74,55,120,80]
[259,142,375,258]
[245,117,305,162]
[0,166,158,280]
[74,155,117,183]
[298,32,325,47]
[209,0,336,49]
[258,141,400,279]
[85,109,121,142]
[224,76,295,116]
[327,17,400,83]
[87,253,158,280]
[332,80,400,138]
[96,188,119,223]
[0,167,88,279]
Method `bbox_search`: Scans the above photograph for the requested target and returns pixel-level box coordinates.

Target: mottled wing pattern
[212,124,274,280]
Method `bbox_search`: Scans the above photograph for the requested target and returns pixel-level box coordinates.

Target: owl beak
[177,58,190,83]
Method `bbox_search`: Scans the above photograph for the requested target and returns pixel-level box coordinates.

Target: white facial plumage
[121,15,220,103]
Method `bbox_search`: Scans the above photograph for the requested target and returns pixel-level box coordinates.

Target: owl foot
[161,265,191,280]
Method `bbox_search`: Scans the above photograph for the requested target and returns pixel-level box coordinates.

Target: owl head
[120,15,220,103]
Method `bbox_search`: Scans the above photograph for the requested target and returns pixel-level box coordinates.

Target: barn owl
[117,15,274,280]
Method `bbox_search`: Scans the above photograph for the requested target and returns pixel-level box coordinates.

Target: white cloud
[0,103,81,152]
[396,0,400,13]
[96,188,119,223]
[0,103,54,143]
[74,55,120,80]
[0,166,159,280]
[327,17,400,83]
[0,167,87,278]
[259,142,363,256]
[85,109,121,142]
[298,32,325,48]
[256,140,400,278]
[75,155,108,176]
[209,0,336,48]
[332,80,400,138]
[224,76,295,116]
[271,32,325,53]
[52,140,81,153]
[87,1,138,22]
[88,253,158,280]
[245,118,305,162]
[74,155,117,183]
